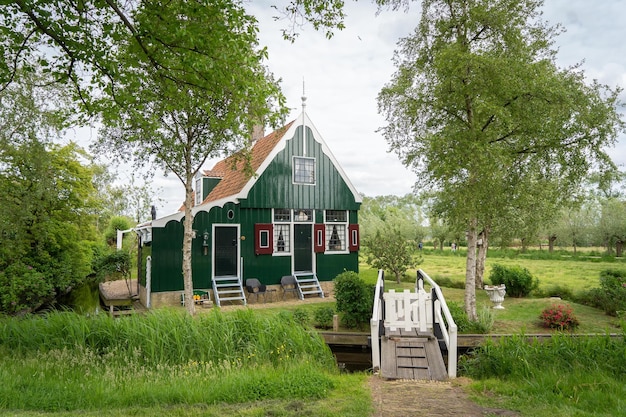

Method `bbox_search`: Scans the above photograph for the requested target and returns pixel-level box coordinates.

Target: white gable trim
[238,111,362,203]
[151,196,239,228]
[302,112,363,204]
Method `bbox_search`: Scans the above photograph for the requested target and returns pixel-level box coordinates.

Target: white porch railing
[370,269,458,378]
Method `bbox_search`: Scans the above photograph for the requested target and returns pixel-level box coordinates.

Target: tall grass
[460,333,626,416]
[0,308,334,368]
[0,309,339,412]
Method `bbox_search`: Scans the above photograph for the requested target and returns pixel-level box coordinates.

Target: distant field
[417,251,626,293]
[358,250,626,334]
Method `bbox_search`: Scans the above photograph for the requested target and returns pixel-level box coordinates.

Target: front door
[294,224,313,272]
[214,226,238,277]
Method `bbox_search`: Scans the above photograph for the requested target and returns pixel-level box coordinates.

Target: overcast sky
[140,0,626,216]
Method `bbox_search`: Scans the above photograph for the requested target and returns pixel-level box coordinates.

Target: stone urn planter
[484,284,506,309]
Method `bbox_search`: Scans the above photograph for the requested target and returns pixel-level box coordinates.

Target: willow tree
[377,0,623,319]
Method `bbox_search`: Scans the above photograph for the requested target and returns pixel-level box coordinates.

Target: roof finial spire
[301,77,307,112]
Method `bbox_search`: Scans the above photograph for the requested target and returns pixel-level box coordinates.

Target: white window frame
[324,210,348,253]
[293,156,316,185]
[272,209,292,256]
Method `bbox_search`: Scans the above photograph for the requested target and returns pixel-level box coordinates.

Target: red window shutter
[254,224,273,255]
[314,224,325,253]
[348,224,360,252]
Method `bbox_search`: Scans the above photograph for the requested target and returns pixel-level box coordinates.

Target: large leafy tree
[0,74,99,314]
[360,194,424,283]
[377,0,623,319]
[95,1,286,315]
[2,1,286,315]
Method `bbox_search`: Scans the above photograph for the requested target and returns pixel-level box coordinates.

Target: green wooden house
[136,109,362,308]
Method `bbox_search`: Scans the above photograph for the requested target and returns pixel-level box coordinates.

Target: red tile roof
[200,121,295,205]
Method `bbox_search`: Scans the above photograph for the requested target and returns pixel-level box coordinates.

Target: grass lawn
[2,250,624,417]
[418,250,626,293]
[237,252,624,334]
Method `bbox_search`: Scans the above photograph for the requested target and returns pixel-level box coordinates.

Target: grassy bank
[0,309,371,416]
[461,333,626,416]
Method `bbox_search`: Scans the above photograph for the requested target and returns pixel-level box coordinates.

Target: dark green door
[294,224,312,272]
[214,226,238,276]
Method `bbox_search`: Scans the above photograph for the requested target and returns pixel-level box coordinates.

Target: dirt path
[368,376,520,417]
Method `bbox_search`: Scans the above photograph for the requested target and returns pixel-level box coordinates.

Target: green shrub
[446,302,492,334]
[597,269,626,316]
[314,306,335,329]
[489,264,538,297]
[0,262,54,314]
[93,250,132,282]
[447,301,472,332]
[292,308,310,327]
[334,271,374,329]
[575,269,626,316]
[539,304,579,330]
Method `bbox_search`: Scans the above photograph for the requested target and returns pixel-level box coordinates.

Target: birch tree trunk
[464,218,478,321]
[475,227,489,289]
[182,178,196,316]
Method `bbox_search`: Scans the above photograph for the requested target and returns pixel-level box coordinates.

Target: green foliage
[460,333,626,415]
[0,309,336,369]
[0,262,54,314]
[314,306,335,329]
[447,301,493,334]
[293,307,310,327]
[276,0,347,41]
[0,309,338,412]
[359,194,426,241]
[539,304,580,330]
[578,269,626,316]
[364,228,420,284]
[489,264,538,297]
[0,75,100,314]
[92,250,132,282]
[334,271,374,329]
[104,216,133,247]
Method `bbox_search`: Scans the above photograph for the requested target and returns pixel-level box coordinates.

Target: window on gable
[293,157,315,185]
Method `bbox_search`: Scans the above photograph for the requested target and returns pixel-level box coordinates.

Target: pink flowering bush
[539,304,579,330]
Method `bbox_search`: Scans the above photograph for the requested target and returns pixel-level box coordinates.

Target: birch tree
[94,1,285,315]
[377,0,623,319]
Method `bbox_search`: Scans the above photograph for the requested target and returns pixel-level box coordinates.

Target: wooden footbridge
[370,269,458,380]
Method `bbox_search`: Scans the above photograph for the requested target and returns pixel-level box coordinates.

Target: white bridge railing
[370,269,458,378]
[370,269,385,372]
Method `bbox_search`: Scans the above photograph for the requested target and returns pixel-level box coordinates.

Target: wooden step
[381,335,447,381]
